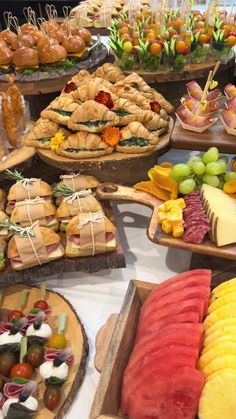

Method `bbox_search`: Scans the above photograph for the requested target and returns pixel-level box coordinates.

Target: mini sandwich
[24,118,71,149]
[68,100,119,132]
[12,46,39,71]
[56,131,113,159]
[0,189,6,211]
[0,237,6,271]
[117,122,159,154]
[0,210,9,238]
[6,176,53,215]
[38,39,67,65]
[55,174,100,205]
[56,189,102,231]
[62,35,85,56]
[0,44,12,72]
[11,199,59,231]
[66,212,116,257]
[8,227,64,271]
[41,96,78,126]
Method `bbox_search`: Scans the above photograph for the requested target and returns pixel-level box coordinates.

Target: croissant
[41,96,78,125]
[93,63,125,83]
[68,100,119,132]
[57,131,113,159]
[71,70,92,87]
[114,84,150,110]
[24,118,70,149]
[112,97,152,126]
[117,122,159,154]
[115,73,174,114]
[1,93,21,147]
[143,111,169,131]
[71,78,115,102]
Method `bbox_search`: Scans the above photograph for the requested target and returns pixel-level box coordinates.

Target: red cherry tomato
[10,363,33,379]
[8,310,24,322]
[33,300,49,310]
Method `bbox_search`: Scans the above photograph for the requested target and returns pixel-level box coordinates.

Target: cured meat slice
[127,367,204,419]
[183,191,210,244]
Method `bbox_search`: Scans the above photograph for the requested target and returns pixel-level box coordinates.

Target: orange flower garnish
[102,126,121,147]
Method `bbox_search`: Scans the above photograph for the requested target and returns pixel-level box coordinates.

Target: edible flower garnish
[150,101,161,114]
[95,91,114,109]
[210,80,218,90]
[102,126,121,147]
[50,132,65,152]
[64,82,77,93]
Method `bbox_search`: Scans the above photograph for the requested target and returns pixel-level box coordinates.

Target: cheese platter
[0,283,88,418]
[90,271,236,419]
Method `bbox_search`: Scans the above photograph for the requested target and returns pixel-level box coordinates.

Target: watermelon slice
[140,285,210,322]
[135,311,200,342]
[142,269,211,310]
[127,366,205,419]
[137,298,205,338]
[121,347,200,414]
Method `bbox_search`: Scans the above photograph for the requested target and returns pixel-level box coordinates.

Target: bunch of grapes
[170,147,236,195]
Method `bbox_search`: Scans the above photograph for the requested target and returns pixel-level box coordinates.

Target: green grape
[205,162,225,175]
[192,161,205,176]
[202,147,219,164]
[224,171,236,182]
[172,164,191,178]
[187,156,202,169]
[218,180,224,190]
[179,179,196,195]
[203,174,220,188]
[219,155,229,165]
[217,159,227,171]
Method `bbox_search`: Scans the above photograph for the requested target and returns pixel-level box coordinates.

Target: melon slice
[211,285,236,301]
[208,293,236,313]
[202,354,236,378]
[199,342,236,370]
[204,303,236,329]
[127,366,204,419]
[212,277,236,295]
[202,335,236,353]
[204,327,236,348]
[204,318,236,338]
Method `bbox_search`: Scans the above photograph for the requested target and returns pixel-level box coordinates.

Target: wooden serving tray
[171,118,236,153]
[36,119,173,185]
[96,183,236,260]
[2,283,88,419]
[0,201,125,286]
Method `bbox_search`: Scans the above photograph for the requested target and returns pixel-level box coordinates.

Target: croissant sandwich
[55,173,100,205]
[57,192,102,231]
[25,118,71,149]
[56,131,113,159]
[68,100,119,132]
[41,96,78,126]
[11,199,58,231]
[117,122,159,154]
[7,179,53,215]
[66,212,116,257]
[8,227,64,270]
[93,63,125,83]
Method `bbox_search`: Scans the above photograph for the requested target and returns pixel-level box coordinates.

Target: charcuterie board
[171,118,236,153]
[36,119,173,185]
[1,283,88,419]
[96,183,236,260]
[0,201,125,286]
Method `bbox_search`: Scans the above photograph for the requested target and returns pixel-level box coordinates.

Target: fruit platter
[96,145,236,260]
[0,169,125,284]
[107,6,236,73]
[0,8,107,95]
[0,282,88,418]
[24,63,174,184]
[91,270,236,419]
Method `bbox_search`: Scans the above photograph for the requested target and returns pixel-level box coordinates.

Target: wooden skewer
[195,61,220,117]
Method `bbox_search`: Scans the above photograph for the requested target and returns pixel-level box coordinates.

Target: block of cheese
[201,184,236,246]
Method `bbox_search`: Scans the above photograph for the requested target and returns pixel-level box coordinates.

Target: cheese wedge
[201,184,236,246]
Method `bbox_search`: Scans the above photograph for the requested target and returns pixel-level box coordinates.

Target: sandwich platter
[0,283,88,419]
[96,183,236,261]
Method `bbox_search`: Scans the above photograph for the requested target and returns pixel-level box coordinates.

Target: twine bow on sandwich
[10,221,43,266]
[65,189,92,212]
[15,197,45,225]
[19,178,39,190]
[60,173,81,192]
[78,211,104,256]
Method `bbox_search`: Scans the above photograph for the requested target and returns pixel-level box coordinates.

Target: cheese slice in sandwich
[11,200,59,231]
[8,227,64,271]
[66,213,116,257]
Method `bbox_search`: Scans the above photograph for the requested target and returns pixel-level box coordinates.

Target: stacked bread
[25,63,173,158]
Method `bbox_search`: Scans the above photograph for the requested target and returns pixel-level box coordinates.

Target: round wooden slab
[37,118,173,185]
[1,284,88,419]
[0,146,36,180]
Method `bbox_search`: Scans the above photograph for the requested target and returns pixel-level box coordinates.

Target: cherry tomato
[0,352,16,377]
[27,344,44,367]
[10,363,33,379]
[47,334,67,350]
[8,310,24,323]
[43,385,61,411]
[33,300,49,310]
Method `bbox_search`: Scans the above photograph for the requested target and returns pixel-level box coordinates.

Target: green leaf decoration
[53,185,74,198]
[58,313,66,333]
[18,289,28,310]
[20,336,27,364]
[4,170,24,181]
[45,376,65,386]
[12,377,30,384]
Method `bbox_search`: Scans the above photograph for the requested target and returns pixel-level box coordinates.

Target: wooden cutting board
[171,118,236,153]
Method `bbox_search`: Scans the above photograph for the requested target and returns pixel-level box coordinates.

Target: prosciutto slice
[227,96,236,110]
[176,105,212,128]
[69,232,115,245]
[3,382,37,399]
[221,108,236,129]
[186,81,203,100]
[182,97,219,115]
[44,348,74,366]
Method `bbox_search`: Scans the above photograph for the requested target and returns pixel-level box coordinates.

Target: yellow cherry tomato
[48,334,67,349]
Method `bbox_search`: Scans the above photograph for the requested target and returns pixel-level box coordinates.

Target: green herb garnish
[5,169,24,181]
[114,110,130,117]
[119,137,150,147]
[53,185,74,198]
[78,121,108,127]
[50,109,73,117]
